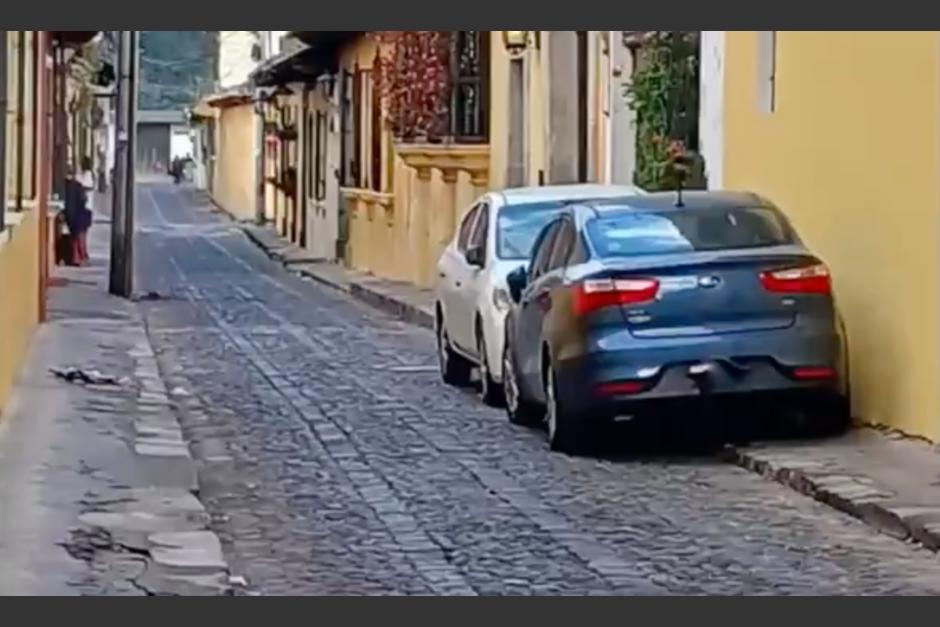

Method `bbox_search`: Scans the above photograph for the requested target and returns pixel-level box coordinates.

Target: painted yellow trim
[394,143,490,179]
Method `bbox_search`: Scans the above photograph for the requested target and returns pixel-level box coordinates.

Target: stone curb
[347,282,435,330]
[241,225,435,331]
[723,444,940,552]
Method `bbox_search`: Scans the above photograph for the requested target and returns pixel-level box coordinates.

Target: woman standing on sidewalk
[64,166,92,266]
[76,157,96,265]
[79,156,96,214]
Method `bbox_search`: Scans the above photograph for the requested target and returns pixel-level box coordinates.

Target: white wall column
[699,30,726,190]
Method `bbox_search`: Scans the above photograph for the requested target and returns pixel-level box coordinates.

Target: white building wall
[699,30,725,190]
[608,31,636,185]
[262,31,287,59]
[218,31,261,89]
[170,125,193,161]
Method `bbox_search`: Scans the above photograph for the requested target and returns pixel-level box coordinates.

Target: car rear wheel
[437,319,471,386]
[545,360,591,455]
[503,339,543,426]
[477,328,504,407]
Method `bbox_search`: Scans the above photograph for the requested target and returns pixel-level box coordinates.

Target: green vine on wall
[624,31,706,191]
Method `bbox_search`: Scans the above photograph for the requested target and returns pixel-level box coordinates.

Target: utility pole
[109,30,138,297]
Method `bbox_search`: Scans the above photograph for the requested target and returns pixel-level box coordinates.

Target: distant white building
[217,31,286,90]
[218,31,261,89]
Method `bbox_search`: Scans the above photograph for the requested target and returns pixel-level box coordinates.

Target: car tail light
[792,366,836,381]
[760,263,831,295]
[596,380,650,396]
[574,278,659,316]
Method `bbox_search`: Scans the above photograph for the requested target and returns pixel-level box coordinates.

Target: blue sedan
[501,191,850,454]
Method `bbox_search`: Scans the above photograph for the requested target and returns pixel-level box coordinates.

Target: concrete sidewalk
[0,211,230,595]
[240,218,940,556]
[242,223,435,329]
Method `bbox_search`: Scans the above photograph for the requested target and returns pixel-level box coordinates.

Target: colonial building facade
[1,31,99,412]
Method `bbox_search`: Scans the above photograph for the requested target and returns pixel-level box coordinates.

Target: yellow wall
[488,31,510,190]
[490,31,610,188]
[341,35,490,289]
[0,210,40,410]
[213,103,257,221]
[722,31,940,438]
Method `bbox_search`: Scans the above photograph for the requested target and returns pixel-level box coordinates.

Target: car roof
[574,190,772,216]
[497,184,646,205]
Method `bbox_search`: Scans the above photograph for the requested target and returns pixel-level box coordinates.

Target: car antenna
[672,148,690,208]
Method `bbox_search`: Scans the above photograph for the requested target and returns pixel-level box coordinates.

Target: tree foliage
[625,31,705,191]
[138,31,218,110]
[372,31,452,141]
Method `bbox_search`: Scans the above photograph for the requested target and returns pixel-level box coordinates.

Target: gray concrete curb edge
[722,445,940,552]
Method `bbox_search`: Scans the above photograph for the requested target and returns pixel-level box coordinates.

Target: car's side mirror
[465,244,485,268]
[506,266,527,304]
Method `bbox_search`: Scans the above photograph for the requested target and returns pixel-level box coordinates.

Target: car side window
[457,204,481,252]
[469,203,489,252]
[530,221,561,283]
[546,219,575,272]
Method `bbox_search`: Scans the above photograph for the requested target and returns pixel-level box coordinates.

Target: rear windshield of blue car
[585,207,796,258]
[497,202,569,259]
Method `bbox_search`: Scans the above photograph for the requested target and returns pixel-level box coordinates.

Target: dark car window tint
[496,201,571,260]
[469,204,489,251]
[547,220,575,272]
[457,204,481,252]
[585,207,796,258]
[530,221,561,281]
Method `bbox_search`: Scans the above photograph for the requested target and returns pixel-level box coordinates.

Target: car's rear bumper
[554,328,846,416]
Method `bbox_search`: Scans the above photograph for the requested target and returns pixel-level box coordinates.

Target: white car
[435,184,645,405]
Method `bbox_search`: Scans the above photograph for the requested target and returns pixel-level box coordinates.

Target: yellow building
[1,31,85,412]
[202,90,259,223]
[712,31,940,439]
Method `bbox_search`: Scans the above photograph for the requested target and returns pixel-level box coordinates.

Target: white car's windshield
[497,202,568,260]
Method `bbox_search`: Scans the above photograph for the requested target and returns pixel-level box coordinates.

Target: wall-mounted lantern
[502,31,529,58]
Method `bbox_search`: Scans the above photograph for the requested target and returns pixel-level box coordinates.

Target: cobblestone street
[135,182,940,595]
